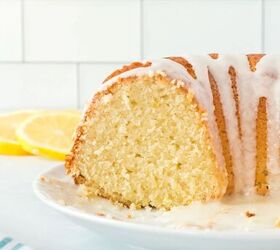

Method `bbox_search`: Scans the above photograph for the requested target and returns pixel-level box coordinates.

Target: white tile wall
[0,0,279,110]
[0,0,22,61]
[79,63,123,107]
[143,0,262,57]
[264,0,280,52]
[24,0,141,62]
[0,64,77,110]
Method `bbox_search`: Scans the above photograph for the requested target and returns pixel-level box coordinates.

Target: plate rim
[33,164,280,240]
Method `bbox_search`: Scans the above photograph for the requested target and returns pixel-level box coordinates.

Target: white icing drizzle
[207,55,245,193]
[42,174,280,231]
[234,58,257,194]
[181,55,226,178]
[100,55,280,195]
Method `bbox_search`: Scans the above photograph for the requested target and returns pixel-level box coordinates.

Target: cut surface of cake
[66,54,280,209]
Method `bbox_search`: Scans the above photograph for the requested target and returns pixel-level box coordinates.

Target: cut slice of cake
[66,72,228,209]
[66,54,280,210]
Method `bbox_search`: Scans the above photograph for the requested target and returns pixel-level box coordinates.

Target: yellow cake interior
[69,75,227,209]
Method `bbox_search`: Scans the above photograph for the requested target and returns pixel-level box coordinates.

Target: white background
[0,0,279,110]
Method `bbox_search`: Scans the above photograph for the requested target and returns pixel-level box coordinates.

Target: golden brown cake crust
[166,57,197,79]
[246,54,269,195]
[102,61,152,83]
[247,54,265,71]
[255,97,268,195]
[208,70,234,194]
[228,66,242,140]
[209,53,219,59]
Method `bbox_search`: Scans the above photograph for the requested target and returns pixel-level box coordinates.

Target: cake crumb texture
[67,75,227,209]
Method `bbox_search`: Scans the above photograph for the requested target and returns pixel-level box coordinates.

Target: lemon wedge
[16,112,81,160]
[0,111,38,155]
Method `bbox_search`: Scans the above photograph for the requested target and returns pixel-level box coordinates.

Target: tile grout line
[21,0,25,62]
[76,63,80,109]
[140,0,144,60]
[261,0,265,53]
[0,61,130,65]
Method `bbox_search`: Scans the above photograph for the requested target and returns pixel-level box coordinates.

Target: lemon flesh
[0,111,38,155]
[16,112,81,160]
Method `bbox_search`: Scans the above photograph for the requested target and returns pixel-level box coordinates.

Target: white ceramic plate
[33,165,280,250]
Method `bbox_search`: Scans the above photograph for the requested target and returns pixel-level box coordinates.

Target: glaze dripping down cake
[65,54,280,209]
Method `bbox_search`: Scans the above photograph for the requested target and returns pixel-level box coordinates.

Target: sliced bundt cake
[66,54,280,209]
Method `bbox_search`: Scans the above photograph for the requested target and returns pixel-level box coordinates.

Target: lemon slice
[16,112,81,160]
[0,110,39,155]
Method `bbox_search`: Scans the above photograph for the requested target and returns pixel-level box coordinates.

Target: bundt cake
[65,54,280,209]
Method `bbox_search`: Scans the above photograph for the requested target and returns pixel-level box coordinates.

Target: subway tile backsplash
[79,63,123,108]
[0,0,22,61]
[0,64,77,110]
[264,0,280,53]
[24,0,141,62]
[143,0,262,57]
[0,0,277,110]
